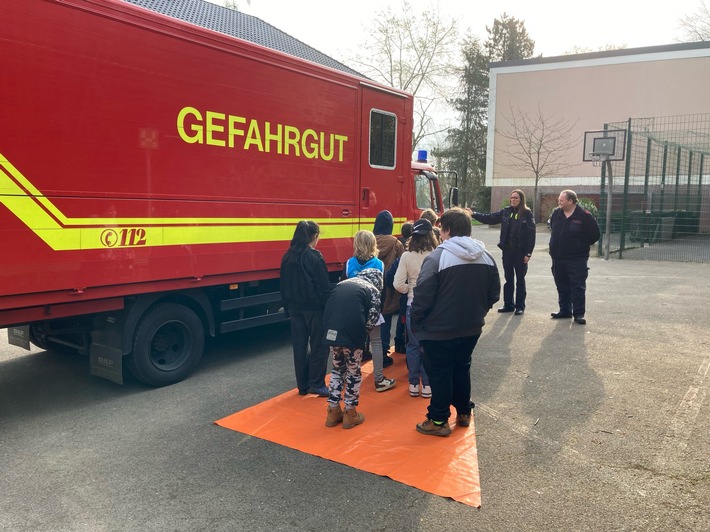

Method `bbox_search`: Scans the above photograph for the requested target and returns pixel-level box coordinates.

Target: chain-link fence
[598,114,710,263]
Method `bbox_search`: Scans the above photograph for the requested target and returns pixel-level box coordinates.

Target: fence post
[619,120,633,258]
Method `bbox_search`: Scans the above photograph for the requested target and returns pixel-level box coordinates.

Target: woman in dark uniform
[471,189,536,315]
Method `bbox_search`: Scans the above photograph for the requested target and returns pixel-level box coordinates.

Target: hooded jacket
[323,269,383,349]
[372,210,394,236]
[372,210,404,314]
[344,255,384,279]
[411,236,500,341]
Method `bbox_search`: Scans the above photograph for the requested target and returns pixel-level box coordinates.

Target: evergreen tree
[485,13,535,62]
[438,14,534,209]
[436,36,489,208]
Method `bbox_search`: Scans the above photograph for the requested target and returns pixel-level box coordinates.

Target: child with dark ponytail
[280,221,332,396]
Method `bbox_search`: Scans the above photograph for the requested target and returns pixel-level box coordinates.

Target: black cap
[411,219,432,235]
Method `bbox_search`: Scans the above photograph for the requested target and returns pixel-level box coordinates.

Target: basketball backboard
[582,129,627,162]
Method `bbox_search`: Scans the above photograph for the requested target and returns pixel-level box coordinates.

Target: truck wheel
[127,303,204,387]
[29,325,49,350]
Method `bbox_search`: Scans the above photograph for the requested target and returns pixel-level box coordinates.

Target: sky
[208,0,706,61]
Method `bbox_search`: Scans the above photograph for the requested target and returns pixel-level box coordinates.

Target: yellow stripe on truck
[0,153,403,251]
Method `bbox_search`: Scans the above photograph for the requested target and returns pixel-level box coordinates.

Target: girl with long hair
[393,218,438,398]
[280,221,332,396]
[343,230,396,392]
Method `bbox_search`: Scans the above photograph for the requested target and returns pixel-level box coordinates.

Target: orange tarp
[215,356,481,507]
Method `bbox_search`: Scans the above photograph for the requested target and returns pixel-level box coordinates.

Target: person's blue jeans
[405,306,429,386]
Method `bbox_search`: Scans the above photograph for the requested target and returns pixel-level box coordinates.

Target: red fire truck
[0,0,452,386]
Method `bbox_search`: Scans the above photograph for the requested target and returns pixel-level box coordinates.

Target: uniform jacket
[323,269,383,349]
[548,205,601,260]
[411,237,500,341]
[472,207,536,255]
[279,247,331,313]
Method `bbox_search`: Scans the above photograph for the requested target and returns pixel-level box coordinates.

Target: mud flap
[90,314,126,384]
[8,325,31,350]
[90,344,123,384]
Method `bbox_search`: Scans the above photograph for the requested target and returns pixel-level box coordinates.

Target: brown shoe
[456,414,471,427]
[342,408,365,429]
[416,418,451,436]
[325,405,344,427]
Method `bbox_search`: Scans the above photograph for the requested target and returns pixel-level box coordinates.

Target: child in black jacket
[323,268,382,429]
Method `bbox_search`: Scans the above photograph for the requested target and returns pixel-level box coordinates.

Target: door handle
[362,187,370,208]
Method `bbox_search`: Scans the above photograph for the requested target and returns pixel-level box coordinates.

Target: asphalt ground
[0,224,708,531]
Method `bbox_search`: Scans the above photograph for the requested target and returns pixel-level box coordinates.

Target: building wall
[486,43,710,219]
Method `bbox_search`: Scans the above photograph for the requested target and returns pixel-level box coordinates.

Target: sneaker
[375,377,396,392]
[456,414,471,427]
[342,408,365,429]
[307,386,329,397]
[325,405,344,427]
[416,418,451,437]
[409,384,420,397]
[382,355,394,368]
[421,385,432,398]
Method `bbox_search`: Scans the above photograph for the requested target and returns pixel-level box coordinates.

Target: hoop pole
[604,159,613,260]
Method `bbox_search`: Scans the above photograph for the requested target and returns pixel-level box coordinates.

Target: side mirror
[449,187,459,208]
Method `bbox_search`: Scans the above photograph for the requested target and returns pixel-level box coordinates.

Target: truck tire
[127,303,204,387]
[29,325,49,350]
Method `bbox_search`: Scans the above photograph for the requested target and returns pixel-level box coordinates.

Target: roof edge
[490,40,710,68]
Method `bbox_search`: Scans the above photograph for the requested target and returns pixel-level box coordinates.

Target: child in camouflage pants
[327,346,364,412]
[323,267,382,429]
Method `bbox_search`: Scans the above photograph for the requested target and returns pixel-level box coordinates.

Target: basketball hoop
[590,152,607,168]
[583,131,625,165]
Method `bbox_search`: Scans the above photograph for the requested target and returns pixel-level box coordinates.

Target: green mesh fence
[598,114,710,262]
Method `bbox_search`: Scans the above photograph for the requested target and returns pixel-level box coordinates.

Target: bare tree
[223,1,249,10]
[497,105,580,219]
[563,44,628,55]
[349,1,459,150]
[678,1,710,41]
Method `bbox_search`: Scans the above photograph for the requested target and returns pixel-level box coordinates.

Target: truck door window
[415,172,435,211]
[369,110,396,169]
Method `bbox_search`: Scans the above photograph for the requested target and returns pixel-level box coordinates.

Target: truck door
[359,84,411,230]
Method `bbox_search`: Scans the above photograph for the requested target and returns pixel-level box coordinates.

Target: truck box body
[0,0,445,385]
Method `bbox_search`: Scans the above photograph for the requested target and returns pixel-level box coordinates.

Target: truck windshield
[414,171,442,213]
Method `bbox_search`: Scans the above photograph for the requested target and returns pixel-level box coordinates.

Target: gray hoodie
[411,237,500,341]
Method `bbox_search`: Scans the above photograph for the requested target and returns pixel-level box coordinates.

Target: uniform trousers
[551,257,589,318]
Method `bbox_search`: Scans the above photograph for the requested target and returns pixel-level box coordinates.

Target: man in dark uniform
[548,190,600,325]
